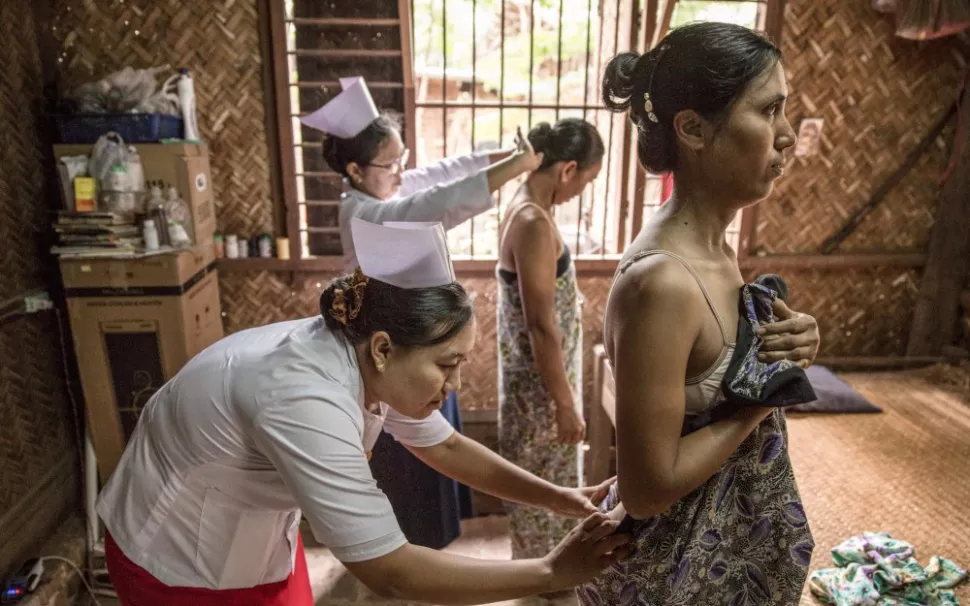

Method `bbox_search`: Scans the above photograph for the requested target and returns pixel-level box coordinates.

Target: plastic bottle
[164,186,193,247]
[177,68,201,142]
[143,219,160,251]
[225,234,239,259]
[127,146,144,194]
[146,185,171,246]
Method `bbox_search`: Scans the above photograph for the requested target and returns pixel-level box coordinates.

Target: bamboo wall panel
[755,0,965,254]
[0,0,77,576]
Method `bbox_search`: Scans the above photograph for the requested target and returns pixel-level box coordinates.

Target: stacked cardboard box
[54,143,223,478]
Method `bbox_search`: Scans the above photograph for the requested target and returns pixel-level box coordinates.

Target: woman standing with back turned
[497,118,605,566]
[579,22,822,605]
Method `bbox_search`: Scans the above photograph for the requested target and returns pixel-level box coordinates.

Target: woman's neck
[353,342,383,413]
[523,172,557,212]
[656,174,741,253]
[348,180,382,201]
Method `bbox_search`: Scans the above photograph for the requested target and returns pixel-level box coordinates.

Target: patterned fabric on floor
[808,532,967,605]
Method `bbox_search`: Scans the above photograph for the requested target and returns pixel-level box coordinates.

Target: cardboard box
[60,245,224,479]
[53,143,216,245]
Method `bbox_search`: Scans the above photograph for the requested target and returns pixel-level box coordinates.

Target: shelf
[287,18,401,26]
[217,253,925,276]
[290,49,402,58]
[217,257,343,273]
[295,81,403,89]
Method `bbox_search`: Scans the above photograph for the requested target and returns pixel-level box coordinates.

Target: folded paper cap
[301,77,379,138]
[350,218,456,289]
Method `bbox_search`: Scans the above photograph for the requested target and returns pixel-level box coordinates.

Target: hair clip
[329,267,370,325]
[643,93,658,123]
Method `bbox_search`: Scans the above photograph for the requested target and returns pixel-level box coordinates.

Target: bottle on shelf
[143,219,160,251]
[164,186,193,247]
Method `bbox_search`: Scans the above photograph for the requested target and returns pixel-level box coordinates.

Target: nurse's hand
[543,512,633,590]
[512,126,544,172]
[756,299,820,369]
[551,477,616,518]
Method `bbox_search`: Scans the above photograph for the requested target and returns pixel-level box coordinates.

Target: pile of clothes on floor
[810,532,968,606]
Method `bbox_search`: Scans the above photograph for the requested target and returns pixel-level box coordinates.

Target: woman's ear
[346,162,365,185]
[673,109,709,153]
[369,331,392,372]
[559,160,578,184]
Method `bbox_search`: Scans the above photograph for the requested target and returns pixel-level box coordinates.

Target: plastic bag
[70,65,180,116]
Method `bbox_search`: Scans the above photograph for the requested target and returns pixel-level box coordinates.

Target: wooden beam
[907,81,970,356]
[628,0,658,239]
[737,206,759,260]
[398,0,418,169]
[616,0,641,251]
[266,0,301,262]
[740,252,925,270]
[820,103,956,254]
[218,252,926,276]
[764,0,786,42]
[815,356,945,370]
[656,0,678,45]
[257,0,287,238]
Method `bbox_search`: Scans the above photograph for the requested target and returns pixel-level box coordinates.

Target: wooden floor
[786,372,970,605]
[304,371,970,606]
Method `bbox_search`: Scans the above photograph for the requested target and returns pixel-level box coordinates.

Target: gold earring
[376,361,386,373]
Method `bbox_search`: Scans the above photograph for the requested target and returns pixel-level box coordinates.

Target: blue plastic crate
[54,113,184,144]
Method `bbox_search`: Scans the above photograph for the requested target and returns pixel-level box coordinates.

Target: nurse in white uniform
[301,77,540,273]
[97,219,631,605]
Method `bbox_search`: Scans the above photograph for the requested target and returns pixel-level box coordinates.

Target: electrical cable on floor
[36,556,102,606]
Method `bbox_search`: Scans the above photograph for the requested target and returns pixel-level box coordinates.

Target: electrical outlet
[24,292,53,313]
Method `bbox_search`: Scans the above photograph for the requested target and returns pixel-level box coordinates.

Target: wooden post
[907,80,970,356]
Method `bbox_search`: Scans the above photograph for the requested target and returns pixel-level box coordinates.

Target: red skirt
[104,531,314,606]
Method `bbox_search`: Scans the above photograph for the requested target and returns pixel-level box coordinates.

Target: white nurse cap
[351,218,456,289]
[300,77,380,138]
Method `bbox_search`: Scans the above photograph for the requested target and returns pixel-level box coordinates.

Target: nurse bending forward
[97,219,631,606]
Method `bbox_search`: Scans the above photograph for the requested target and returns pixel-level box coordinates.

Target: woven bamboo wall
[0,0,78,576]
[755,0,965,254]
[51,0,275,238]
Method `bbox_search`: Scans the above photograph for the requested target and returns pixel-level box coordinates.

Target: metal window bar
[600,0,623,255]
[527,0,535,127]
[497,0,506,220]
[406,0,640,258]
[577,0,593,254]
[555,0,564,122]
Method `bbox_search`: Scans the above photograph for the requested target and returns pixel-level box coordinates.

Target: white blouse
[339,152,494,273]
[96,317,455,590]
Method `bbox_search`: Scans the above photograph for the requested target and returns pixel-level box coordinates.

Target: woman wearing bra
[580,23,822,605]
[496,118,605,567]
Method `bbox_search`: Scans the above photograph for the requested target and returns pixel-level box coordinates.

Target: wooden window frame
[248,0,784,276]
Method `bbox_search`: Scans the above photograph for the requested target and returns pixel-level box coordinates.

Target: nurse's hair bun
[320,271,473,349]
[321,111,402,179]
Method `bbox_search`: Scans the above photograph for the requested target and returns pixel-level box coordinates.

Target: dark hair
[320,274,474,347]
[528,118,605,172]
[601,22,782,173]
[321,112,401,178]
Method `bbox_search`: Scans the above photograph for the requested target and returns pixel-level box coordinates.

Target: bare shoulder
[611,253,699,314]
[606,253,705,345]
[503,203,556,246]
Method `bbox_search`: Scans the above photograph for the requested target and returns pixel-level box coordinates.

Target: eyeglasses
[367,149,410,175]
